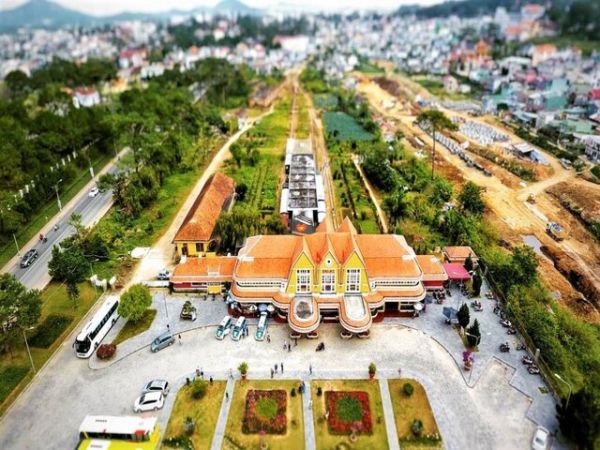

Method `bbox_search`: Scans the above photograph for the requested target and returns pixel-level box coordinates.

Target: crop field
[323,111,374,141]
[314,94,339,110]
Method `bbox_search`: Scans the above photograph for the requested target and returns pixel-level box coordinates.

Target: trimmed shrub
[0,366,29,403]
[317,386,323,396]
[403,382,414,397]
[411,419,424,436]
[191,379,208,400]
[96,343,117,360]
[28,314,73,348]
[291,387,296,397]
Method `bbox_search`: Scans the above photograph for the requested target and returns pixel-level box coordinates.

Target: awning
[443,263,471,281]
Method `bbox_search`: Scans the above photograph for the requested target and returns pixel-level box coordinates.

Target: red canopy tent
[443,263,471,281]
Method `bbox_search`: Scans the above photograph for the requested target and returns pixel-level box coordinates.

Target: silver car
[142,379,169,396]
[150,332,175,352]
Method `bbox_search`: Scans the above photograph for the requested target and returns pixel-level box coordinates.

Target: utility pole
[54,179,63,211]
[22,328,36,373]
[13,233,21,257]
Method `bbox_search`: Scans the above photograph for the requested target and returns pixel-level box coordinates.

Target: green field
[314,94,338,110]
[323,112,374,141]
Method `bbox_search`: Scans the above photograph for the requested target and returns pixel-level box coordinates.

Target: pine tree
[457,303,470,330]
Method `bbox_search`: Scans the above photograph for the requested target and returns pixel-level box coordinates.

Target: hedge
[0,366,29,404]
[28,314,73,349]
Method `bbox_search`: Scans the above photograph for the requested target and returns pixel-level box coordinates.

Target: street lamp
[22,326,36,374]
[554,373,572,409]
[54,179,63,211]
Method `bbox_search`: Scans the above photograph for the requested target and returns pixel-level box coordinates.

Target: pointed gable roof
[315,217,334,233]
[337,216,357,234]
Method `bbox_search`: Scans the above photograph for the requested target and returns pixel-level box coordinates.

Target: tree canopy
[118,284,152,323]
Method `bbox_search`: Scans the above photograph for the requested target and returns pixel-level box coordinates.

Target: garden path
[379,377,401,450]
[351,155,388,233]
[210,377,234,450]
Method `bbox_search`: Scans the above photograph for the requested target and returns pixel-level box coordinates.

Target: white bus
[77,415,159,449]
[74,296,119,358]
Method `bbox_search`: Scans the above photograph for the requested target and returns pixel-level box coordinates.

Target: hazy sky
[1,0,441,15]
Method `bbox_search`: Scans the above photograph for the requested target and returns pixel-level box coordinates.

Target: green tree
[48,246,89,306]
[556,387,600,449]
[429,178,453,206]
[511,245,538,286]
[0,274,42,355]
[216,208,262,254]
[457,303,470,330]
[458,181,485,215]
[472,272,483,297]
[230,143,244,168]
[361,146,397,192]
[466,319,481,347]
[118,284,152,323]
[384,189,408,226]
[415,110,457,178]
[464,255,474,272]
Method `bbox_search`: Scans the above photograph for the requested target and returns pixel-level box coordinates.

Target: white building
[585,135,600,163]
[73,87,100,108]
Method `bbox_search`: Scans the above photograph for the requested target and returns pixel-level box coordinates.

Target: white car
[532,426,550,450]
[88,187,99,198]
[142,379,169,396]
[133,391,164,413]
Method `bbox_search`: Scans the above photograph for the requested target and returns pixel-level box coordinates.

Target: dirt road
[357,76,600,318]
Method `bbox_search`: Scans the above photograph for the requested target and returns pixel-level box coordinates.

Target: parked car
[150,332,175,352]
[142,379,169,396]
[157,269,172,280]
[20,249,39,268]
[180,301,197,321]
[231,316,247,341]
[255,312,268,341]
[88,186,99,198]
[133,391,164,413]
[215,315,233,340]
[531,426,550,450]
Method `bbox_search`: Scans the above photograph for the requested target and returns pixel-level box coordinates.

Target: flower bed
[242,389,287,434]
[326,391,372,435]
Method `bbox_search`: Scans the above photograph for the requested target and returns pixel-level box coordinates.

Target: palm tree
[415,110,457,178]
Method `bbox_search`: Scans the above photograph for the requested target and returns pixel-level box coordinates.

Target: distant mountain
[0,0,263,33]
[398,0,547,18]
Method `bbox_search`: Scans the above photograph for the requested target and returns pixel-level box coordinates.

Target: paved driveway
[0,297,547,450]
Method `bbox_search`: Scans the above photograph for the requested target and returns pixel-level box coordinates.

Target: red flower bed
[326,391,373,435]
[242,389,287,434]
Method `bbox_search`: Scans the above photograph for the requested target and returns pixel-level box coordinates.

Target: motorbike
[500,319,512,328]
[516,342,527,351]
[528,365,540,375]
[316,342,325,352]
[499,342,510,353]
[506,327,517,335]
[522,355,534,365]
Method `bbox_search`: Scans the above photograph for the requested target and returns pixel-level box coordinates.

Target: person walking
[281,362,284,373]
[178,334,182,345]
[294,338,298,346]
[167,323,170,332]
[274,363,278,374]
[229,368,233,380]
[225,392,229,402]
[196,367,200,378]
[288,344,291,353]
[209,376,213,385]
[266,334,271,343]
[270,368,274,379]
[309,364,312,375]
[283,341,287,351]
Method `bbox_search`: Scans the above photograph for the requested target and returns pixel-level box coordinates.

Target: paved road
[5,153,127,290]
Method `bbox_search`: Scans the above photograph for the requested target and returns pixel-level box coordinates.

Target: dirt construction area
[356,73,600,322]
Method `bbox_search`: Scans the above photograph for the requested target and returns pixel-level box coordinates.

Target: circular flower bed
[325,391,373,435]
[243,390,287,434]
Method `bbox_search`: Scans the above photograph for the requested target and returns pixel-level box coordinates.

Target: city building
[171,218,448,334]
[585,135,600,163]
[172,172,235,257]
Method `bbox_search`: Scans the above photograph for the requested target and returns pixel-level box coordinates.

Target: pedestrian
[178,334,182,345]
[229,368,234,380]
[274,363,278,373]
[225,392,229,402]
[288,344,291,353]
[200,369,204,379]
[167,323,170,331]
[294,338,298,346]
[309,364,312,375]
[209,376,213,385]
[270,368,274,379]
[196,367,200,378]
[281,362,284,373]
[309,399,312,410]
[266,334,271,343]
[283,341,287,351]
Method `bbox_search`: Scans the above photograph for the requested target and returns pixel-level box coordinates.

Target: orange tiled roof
[235,235,298,278]
[173,173,235,243]
[355,235,421,278]
[416,255,448,282]
[364,286,425,303]
[171,256,236,282]
[443,246,478,260]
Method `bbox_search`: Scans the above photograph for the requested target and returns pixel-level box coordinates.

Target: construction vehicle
[546,222,566,241]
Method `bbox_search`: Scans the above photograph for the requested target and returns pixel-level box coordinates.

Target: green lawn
[323,112,374,141]
[223,379,305,450]
[311,379,388,450]
[163,380,227,450]
[112,309,157,345]
[0,152,113,269]
[388,379,442,449]
[295,93,310,139]
[0,282,102,413]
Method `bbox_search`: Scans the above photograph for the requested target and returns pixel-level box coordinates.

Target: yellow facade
[286,250,369,295]
[176,242,210,257]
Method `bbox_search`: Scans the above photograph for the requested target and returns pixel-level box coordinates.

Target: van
[150,332,175,352]
[231,316,247,341]
[215,315,233,340]
[255,312,268,341]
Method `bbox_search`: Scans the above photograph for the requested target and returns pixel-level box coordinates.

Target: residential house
[172,173,235,257]
[72,87,100,108]
[442,246,479,268]
[585,135,600,163]
[443,75,459,93]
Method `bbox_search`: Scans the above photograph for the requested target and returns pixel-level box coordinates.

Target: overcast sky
[1,0,441,15]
